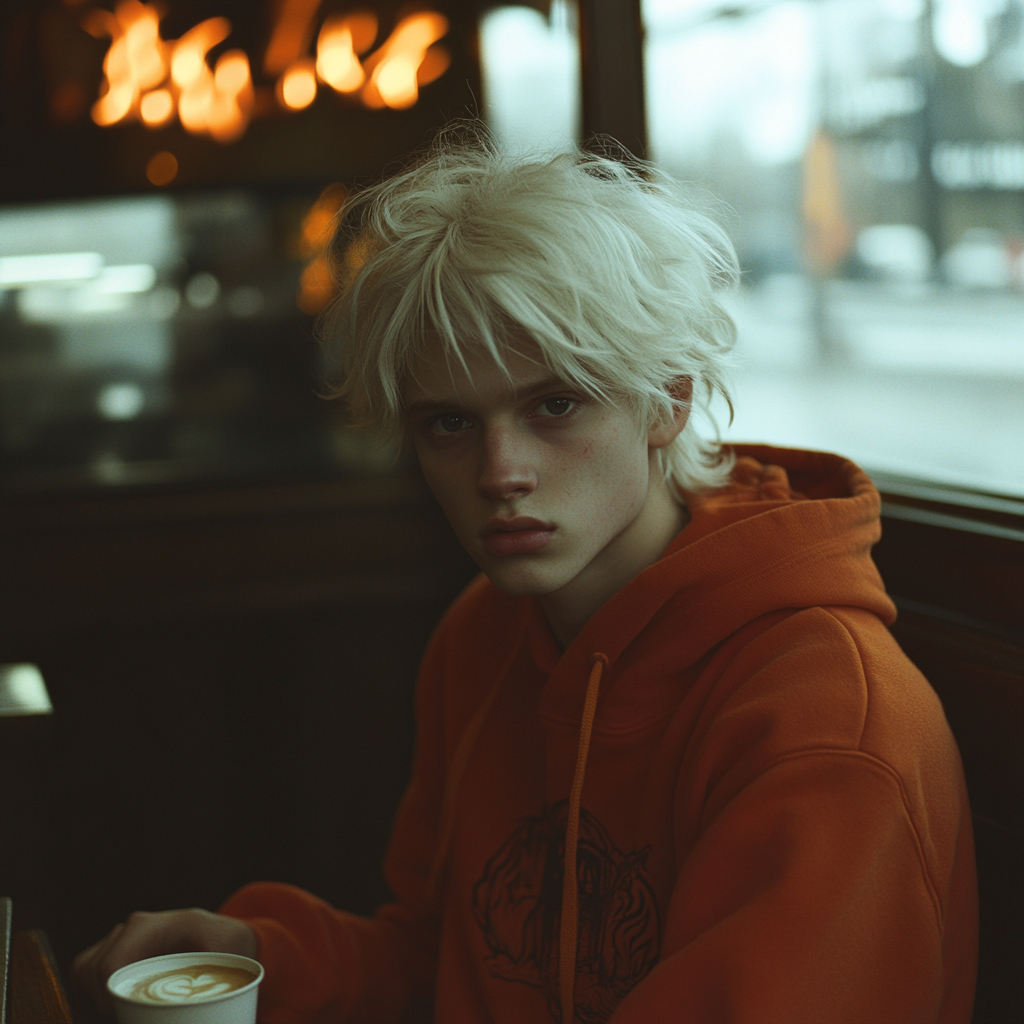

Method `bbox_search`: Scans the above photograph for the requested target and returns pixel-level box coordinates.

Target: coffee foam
[127,965,256,1004]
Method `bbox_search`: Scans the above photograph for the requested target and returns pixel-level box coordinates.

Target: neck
[539,466,688,650]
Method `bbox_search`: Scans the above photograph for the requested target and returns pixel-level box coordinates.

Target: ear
[647,376,692,450]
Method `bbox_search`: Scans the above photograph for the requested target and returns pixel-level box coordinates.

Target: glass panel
[645,0,1024,497]
[480,2,581,153]
[0,190,395,490]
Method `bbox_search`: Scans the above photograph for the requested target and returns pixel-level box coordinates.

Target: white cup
[107,952,264,1024]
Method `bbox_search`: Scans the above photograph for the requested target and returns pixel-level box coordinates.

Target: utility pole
[918,0,944,274]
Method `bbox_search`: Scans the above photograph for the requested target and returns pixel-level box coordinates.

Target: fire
[85,2,253,142]
[282,8,450,112]
[315,12,378,94]
[264,0,324,77]
[278,58,318,110]
[173,25,254,143]
[84,0,168,125]
[207,50,255,142]
[360,13,450,110]
[139,87,173,127]
[170,18,230,89]
[297,185,346,314]
[83,2,451,144]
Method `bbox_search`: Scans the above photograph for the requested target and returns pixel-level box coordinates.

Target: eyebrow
[404,376,572,415]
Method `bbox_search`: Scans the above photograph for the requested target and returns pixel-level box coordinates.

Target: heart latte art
[128,965,256,1004]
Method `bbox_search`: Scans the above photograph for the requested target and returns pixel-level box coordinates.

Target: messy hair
[323,124,739,493]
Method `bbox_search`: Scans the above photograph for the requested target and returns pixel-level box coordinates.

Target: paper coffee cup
[108,952,264,1024]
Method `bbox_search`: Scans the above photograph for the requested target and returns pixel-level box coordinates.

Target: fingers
[72,909,258,1015]
[73,921,127,1013]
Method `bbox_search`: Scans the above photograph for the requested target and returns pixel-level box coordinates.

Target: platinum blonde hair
[324,125,739,493]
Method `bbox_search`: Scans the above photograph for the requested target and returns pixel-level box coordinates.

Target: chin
[478,561,567,598]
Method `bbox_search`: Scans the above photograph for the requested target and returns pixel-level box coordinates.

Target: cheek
[558,431,648,518]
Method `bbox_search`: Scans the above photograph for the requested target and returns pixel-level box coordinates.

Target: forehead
[401,340,561,411]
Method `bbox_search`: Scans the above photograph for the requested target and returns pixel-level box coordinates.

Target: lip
[480,516,555,537]
[479,516,556,557]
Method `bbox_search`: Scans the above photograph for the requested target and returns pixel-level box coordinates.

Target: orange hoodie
[221,445,978,1024]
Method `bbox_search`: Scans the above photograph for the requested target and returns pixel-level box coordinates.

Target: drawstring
[428,640,521,897]
[426,641,610,1024]
[560,653,608,1024]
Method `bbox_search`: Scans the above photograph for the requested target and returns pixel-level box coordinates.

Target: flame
[342,10,379,55]
[361,13,449,111]
[84,3,451,141]
[297,257,334,314]
[174,19,232,134]
[173,23,254,142]
[300,184,346,257]
[316,13,377,94]
[264,0,324,77]
[87,1,169,126]
[208,50,254,142]
[84,5,252,142]
[297,185,346,313]
[139,87,174,126]
[171,17,229,89]
[417,44,451,88]
[278,57,318,110]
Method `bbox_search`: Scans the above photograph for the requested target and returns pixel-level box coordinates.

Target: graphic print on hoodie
[473,800,660,1023]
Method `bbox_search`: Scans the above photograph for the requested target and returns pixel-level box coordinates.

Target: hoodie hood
[529,445,896,726]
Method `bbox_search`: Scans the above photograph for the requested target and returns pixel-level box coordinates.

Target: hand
[73,908,258,1014]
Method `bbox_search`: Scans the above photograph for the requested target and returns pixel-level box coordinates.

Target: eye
[429,413,472,435]
[535,397,576,418]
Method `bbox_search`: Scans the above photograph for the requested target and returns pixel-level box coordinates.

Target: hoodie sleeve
[608,753,957,1023]
[218,621,451,1024]
[608,608,977,1024]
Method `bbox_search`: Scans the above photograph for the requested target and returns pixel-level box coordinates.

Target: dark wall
[0,473,478,991]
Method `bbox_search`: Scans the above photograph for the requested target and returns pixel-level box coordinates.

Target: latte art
[129,965,256,1004]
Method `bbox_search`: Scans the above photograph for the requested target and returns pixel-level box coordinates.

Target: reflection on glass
[645,0,1024,496]
[0,191,397,490]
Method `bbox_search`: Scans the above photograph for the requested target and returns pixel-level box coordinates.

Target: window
[644,0,1024,496]
[480,1,581,153]
[0,191,393,489]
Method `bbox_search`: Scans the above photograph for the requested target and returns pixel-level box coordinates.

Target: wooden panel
[0,475,476,623]
[876,493,1023,1024]
[579,0,646,155]
[875,513,1024,636]
[9,932,72,1024]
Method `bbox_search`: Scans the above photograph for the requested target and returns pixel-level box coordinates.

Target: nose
[477,424,537,501]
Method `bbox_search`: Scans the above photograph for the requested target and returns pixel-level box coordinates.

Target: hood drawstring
[560,652,609,1024]
[427,644,610,1024]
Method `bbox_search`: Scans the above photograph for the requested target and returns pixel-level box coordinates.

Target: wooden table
[5,931,73,1024]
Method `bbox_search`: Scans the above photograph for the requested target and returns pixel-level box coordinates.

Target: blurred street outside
[721,278,1024,496]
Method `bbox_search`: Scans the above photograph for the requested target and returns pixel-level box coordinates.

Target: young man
[75,133,978,1023]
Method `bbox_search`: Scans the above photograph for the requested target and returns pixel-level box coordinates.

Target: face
[402,342,687,615]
